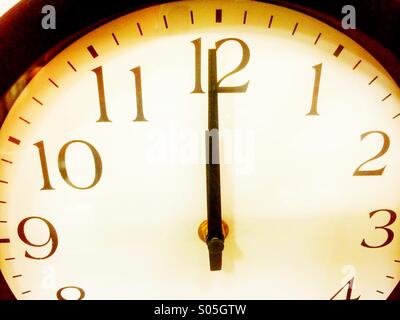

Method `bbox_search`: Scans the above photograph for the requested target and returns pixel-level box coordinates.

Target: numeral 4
[330,277,361,300]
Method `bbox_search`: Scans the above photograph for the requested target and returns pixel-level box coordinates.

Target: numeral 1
[306,63,323,116]
[34,140,55,190]
[92,66,147,122]
[130,66,147,122]
[191,38,205,93]
[92,66,110,122]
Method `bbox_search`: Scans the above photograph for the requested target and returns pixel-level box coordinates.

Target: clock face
[0,0,399,300]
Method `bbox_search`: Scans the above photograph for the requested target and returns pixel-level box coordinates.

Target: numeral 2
[353,131,390,176]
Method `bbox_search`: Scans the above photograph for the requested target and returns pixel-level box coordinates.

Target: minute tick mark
[353,59,362,70]
[48,78,59,88]
[19,116,31,124]
[137,23,143,36]
[314,33,321,45]
[112,33,120,45]
[32,97,43,106]
[1,159,12,164]
[382,93,392,102]
[163,15,169,29]
[268,15,273,28]
[368,76,378,85]
[190,11,194,24]
[292,22,299,35]
[67,61,77,72]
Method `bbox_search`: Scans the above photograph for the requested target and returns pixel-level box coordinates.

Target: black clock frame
[0,0,399,300]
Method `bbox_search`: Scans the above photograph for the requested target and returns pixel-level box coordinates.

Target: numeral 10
[34,140,102,190]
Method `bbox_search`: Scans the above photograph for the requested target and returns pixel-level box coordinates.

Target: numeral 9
[17,217,58,260]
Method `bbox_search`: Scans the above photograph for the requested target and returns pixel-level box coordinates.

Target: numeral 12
[191,37,250,94]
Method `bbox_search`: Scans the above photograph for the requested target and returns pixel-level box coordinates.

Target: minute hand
[206,48,224,271]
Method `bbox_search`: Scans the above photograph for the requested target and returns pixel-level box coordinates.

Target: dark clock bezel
[0,0,399,300]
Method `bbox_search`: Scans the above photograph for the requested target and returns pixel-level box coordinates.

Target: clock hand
[205,48,225,271]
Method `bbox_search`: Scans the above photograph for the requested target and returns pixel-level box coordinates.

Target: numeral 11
[92,66,147,122]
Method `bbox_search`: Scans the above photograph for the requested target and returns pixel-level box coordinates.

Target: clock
[0,0,399,300]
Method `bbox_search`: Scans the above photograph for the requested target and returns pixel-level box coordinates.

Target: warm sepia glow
[0,0,20,17]
[0,0,399,300]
